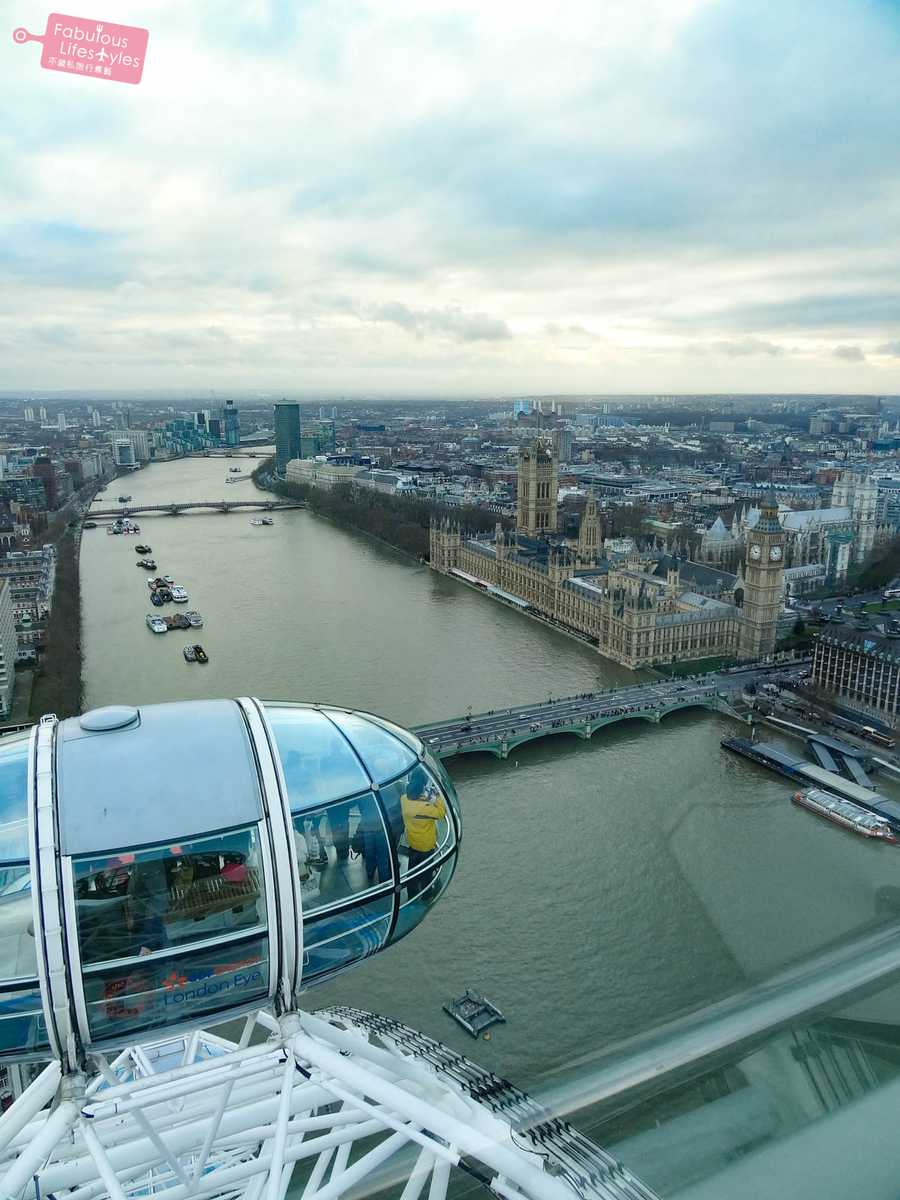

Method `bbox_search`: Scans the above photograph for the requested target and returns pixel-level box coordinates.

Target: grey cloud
[712,338,784,357]
[876,341,900,357]
[371,302,511,342]
[833,344,866,361]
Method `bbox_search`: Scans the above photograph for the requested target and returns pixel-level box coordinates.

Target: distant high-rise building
[223,399,240,447]
[512,399,532,418]
[113,438,136,469]
[126,430,152,462]
[556,428,574,462]
[516,439,558,537]
[91,409,102,428]
[57,412,67,432]
[194,410,210,431]
[39,406,48,423]
[318,405,339,421]
[32,456,58,509]
[23,407,34,422]
[274,402,302,474]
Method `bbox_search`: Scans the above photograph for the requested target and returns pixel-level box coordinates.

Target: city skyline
[3,0,900,392]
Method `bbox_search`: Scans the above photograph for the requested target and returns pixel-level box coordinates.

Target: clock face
[769,545,783,562]
[749,544,762,560]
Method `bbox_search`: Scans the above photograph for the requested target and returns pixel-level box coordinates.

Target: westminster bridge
[408,664,818,759]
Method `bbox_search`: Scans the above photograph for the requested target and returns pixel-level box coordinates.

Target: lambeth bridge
[414,678,746,759]
[90,499,305,517]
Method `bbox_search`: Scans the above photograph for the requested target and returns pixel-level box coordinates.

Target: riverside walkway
[414,677,745,760]
[90,499,305,517]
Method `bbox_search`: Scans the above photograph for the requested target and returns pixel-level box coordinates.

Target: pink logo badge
[13,12,148,84]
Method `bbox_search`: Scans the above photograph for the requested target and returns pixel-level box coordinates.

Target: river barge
[792,788,897,842]
[443,989,505,1037]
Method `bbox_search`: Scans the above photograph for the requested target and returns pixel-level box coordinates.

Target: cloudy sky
[3,0,900,394]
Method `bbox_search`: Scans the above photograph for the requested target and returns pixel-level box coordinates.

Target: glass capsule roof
[0,733,29,863]
[263,704,420,808]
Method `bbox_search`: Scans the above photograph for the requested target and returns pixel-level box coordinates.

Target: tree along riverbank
[29,524,83,720]
[251,457,506,558]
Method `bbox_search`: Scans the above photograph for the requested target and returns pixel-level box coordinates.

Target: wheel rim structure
[0,1007,659,1200]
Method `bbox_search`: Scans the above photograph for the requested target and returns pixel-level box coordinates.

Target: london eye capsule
[0,698,460,1062]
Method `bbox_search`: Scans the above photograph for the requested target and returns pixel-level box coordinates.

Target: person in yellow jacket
[400,771,446,899]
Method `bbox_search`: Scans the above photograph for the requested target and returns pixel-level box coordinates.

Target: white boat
[792,788,897,842]
[250,517,274,526]
[185,610,204,628]
[183,644,197,662]
[145,614,167,634]
[170,585,189,603]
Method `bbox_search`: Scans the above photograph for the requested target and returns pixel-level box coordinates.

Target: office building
[223,400,240,447]
[274,403,301,474]
[813,627,900,724]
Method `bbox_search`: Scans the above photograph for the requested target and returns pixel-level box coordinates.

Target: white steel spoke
[0,1007,657,1200]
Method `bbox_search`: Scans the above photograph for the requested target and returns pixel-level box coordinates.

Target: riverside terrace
[412,662,811,760]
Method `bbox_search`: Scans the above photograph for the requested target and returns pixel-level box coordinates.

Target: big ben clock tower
[739,500,785,660]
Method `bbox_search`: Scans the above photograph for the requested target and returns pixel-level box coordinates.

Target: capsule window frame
[62,817,278,1049]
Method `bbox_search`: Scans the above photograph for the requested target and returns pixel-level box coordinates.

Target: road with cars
[414,659,812,757]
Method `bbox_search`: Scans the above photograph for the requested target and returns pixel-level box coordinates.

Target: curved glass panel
[390,854,456,945]
[325,711,416,785]
[302,894,393,983]
[367,714,425,757]
[266,707,370,810]
[293,791,392,913]
[378,763,453,878]
[82,933,269,1041]
[0,735,29,862]
[74,827,266,965]
[0,867,37,981]
[0,985,48,1057]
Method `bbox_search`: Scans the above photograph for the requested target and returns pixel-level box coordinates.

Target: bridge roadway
[90,499,305,517]
[413,661,811,760]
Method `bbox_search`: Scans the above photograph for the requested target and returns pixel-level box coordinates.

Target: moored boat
[792,788,897,842]
[145,614,167,634]
[183,644,197,662]
[193,644,209,664]
[170,585,189,603]
[185,610,203,627]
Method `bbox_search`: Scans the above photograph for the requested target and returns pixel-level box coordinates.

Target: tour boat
[145,615,167,634]
[250,517,274,526]
[792,788,897,842]
[170,585,189,603]
[185,611,204,627]
[183,645,197,662]
[134,545,151,554]
[229,467,241,473]
[193,644,209,664]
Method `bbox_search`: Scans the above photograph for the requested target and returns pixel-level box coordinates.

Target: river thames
[82,458,900,1099]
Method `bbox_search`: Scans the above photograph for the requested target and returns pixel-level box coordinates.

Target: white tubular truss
[29,715,79,1069]
[0,1008,657,1200]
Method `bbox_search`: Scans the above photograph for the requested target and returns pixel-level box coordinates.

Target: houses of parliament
[429,438,785,669]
